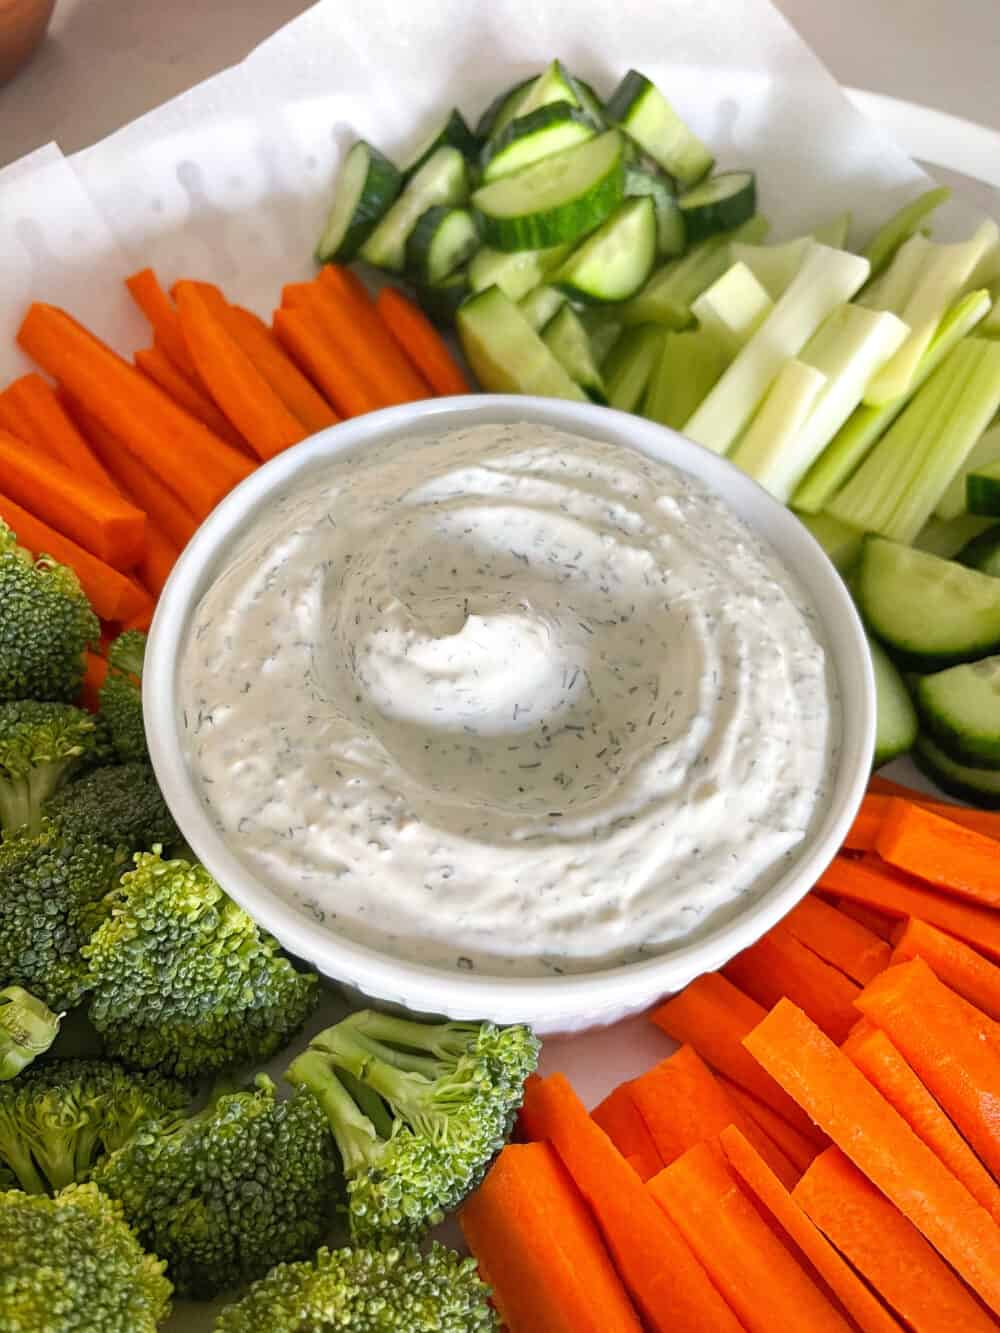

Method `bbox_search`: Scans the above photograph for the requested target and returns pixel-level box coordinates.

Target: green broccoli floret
[92,1073,339,1298]
[0,986,61,1081]
[0,1182,172,1331]
[214,1238,499,1332]
[83,849,319,1078]
[0,519,99,704]
[44,761,181,852]
[286,1010,539,1241]
[0,700,99,835]
[100,629,148,762]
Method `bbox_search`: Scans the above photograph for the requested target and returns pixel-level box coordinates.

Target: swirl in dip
[178,422,839,976]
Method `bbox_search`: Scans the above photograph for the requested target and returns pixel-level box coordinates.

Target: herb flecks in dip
[179,422,838,976]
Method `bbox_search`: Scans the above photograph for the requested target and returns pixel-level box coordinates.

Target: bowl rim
[144,394,875,1025]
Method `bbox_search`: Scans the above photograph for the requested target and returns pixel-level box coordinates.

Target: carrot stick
[893,917,1000,1021]
[827,895,896,941]
[519,1073,744,1332]
[628,1045,800,1189]
[125,267,199,380]
[1,373,115,490]
[459,1141,644,1333]
[720,1127,903,1333]
[316,266,433,400]
[844,800,883,851]
[375,285,471,395]
[866,781,1000,838]
[744,997,1000,1315]
[650,972,826,1145]
[843,1022,1000,1225]
[876,798,1000,906]
[590,1083,663,1181]
[18,303,254,518]
[137,522,178,597]
[855,957,1000,1179]
[719,1079,819,1174]
[648,1140,853,1333]
[79,650,108,713]
[793,1146,997,1333]
[819,853,1000,960]
[723,925,862,1044]
[0,428,146,570]
[135,344,248,450]
[781,894,892,985]
[273,306,388,418]
[868,774,933,799]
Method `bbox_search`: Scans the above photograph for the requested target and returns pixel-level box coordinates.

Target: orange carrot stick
[865,781,1000,838]
[135,344,248,450]
[590,1083,663,1182]
[519,1073,744,1333]
[876,798,1000,906]
[793,1147,997,1333]
[1,373,115,490]
[782,894,892,985]
[893,917,1000,1021]
[650,972,826,1144]
[843,1022,1000,1225]
[719,1079,819,1175]
[868,774,931,799]
[855,957,1000,1179]
[137,523,179,597]
[844,800,883,851]
[648,1140,853,1333]
[272,306,388,418]
[125,267,199,380]
[827,895,896,941]
[719,1127,903,1333]
[79,650,108,713]
[316,266,433,400]
[375,285,471,395]
[723,925,862,1044]
[459,1141,644,1333]
[819,853,1000,960]
[744,997,1000,1315]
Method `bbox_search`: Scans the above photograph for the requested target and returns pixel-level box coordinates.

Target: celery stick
[644,328,730,430]
[967,454,1000,515]
[796,511,865,574]
[812,212,852,250]
[915,513,996,558]
[792,289,991,512]
[856,233,931,312]
[980,289,1000,338]
[729,360,827,495]
[936,423,1000,519]
[967,244,1000,292]
[690,262,773,351]
[603,325,665,413]
[682,243,870,455]
[729,237,811,300]
[862,186,951,278]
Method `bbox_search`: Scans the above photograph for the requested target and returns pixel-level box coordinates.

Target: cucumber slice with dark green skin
[679,171,757,243]
[917,656,1000,765]
[468,243,569,302]
[541,304,606,402]
[481,102,597,183]
[405,206,480,285]
[472,129,626,252]
[404,109,478,179]
[475,78,535,142]
[495,60,583,137]
[958,524,1000,577]
[569,75,606,128]
[456,285,587,399]
[857,536,1000,669]
[360,146,469,272]
[967,457,1000,516]
[551,197,657,303]
[416,270,470,325]
[605,69,714,187]
[315,141,402,263]
[624,167,686,256]
[869,633,918,766]
[914,734,1000,808]
[518,284,567,330]
[602,324,665,412]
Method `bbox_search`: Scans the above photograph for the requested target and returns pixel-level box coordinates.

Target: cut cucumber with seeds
[869,633,918,766]
[494,60,585,138]
[917,656,1000,765]
[481,102,597,182]
[957,524,1000,577]
[552,196,657,303]
[406,206,479,285]
[624,167,686,256]
[476,77,534,142]
[519,284,567,330]
[457,285,587,400]
[315,141,402,263]
[914,734,1000,808]
[360,146,469,272]
[469,243,569,302]
[416,269,470,325]
[542,305,606,402]
[404,109,478,178]
[679,171,757,243]
[605,69,713,186]
[967,457,1000,516]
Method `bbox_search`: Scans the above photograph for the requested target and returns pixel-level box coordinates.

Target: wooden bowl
[0,0,55,86]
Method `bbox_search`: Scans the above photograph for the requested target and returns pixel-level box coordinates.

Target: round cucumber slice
[679,171,757,243]
[315,141,402,263]
[869,633,918,766]
[481,102,597,183]
[405,206,480,285]
[403,109,477,179]
[917,655,1000,765]
[475,77,534,143]
[624,167,686,256]
[551,196,657,304]
[958,523,1000,577]
[914,734,1000,808]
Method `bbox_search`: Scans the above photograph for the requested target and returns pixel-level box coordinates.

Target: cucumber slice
[678,171,757,243]
[456,285,587,400]
[551,197,656,304]
[585,315,624,367]
[968,456,1000,516]
[541,305,606,402]
[869,633,918,766]
[481,102,597,183]
[475,77,534,142]
[404,109,478,178]
[605,69,713,186]
[937,425,1000,520]
[957,524,1000,577]
[603,325,665,413]
[569,75,606,128]
[518,284,566,330]
[796,511,864,575]
[624,167,686,257]
[914,734,1000,807]
[405,207,479,285]
[500,60,584,134]
[472,129,625,252]
[858,536,1000,669]
[468,243,569,302]
[315,141,402,263]
[416,270,470,325]
[917,656,1000,765]
[360,147,469,272]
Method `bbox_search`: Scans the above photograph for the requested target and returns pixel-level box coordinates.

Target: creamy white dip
[178,422,839,976]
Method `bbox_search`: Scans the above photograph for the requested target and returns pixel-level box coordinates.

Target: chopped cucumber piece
[644,327,730,430]
[914,735,1000,808]
[472,129,625,251]
[542,305,606,401]
[468,242,569,302]
[499,61,584,134]
[603,325,665,413]
[456,285,586,400]
[475,77,534,142]
[869,634,919,766]
[862,186,952,278]
[583,312,624,366]
[568,75,606,128]
[552,197,657,303]
[917,656,1000,765]
[518,284,566,330]
[690,261,773,350]
[916,513,995,560]
[857,536,1000,669]
[678,171,756,243]
[481,103,597,182]
[937,424,1000,519]
[730,238,812,301]
[406,206,479,285]
[416,269,470,325]
[796,511,865,575]
[968,455,1000,516]
[812,212,852,249]
[404,109,478,178]
[729,359,828,497]
[605,69,713,186]
[624,167,685,257]
[316,141,402,263]
[360,146,469,272]
[958,523,1000,576]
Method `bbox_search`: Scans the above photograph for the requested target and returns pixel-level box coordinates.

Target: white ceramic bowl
[145,395,875,1034]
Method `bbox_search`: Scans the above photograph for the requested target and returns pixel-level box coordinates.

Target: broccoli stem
[0,1131,49,1195]
[0,763,77,836]
[285,1049,383,1174]
[341,1010,481,1067]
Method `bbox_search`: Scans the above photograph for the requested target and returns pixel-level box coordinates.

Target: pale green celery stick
[796,511,865,574]
[682,242,870,455]
[792,288,991,513]
[812,211,852,249]
[856,233,931,312]
[729,360,827,495]
[690,261,773,351]
[980,288,1000,338]
[586,317,624,367]
[915,513,996,558]
[644,328,731,429]
[729,237,811,300]
[603,325,666,413]
[936,423,1000,519]
[862,185,951,277]
[864,220,998,405]
[966,243,1000,292]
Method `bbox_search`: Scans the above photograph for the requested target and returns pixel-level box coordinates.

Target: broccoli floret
[0,986,61,1081]
[92,1073,339,1298]
[286,1010,539,1241]
[0,700,99,835]
[0,519,99,704]
[0,1182,172,1331]
[83,849,319,1078]
[44,761,181,853]
[100,630,148,762]
[214,1238,499,1332]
